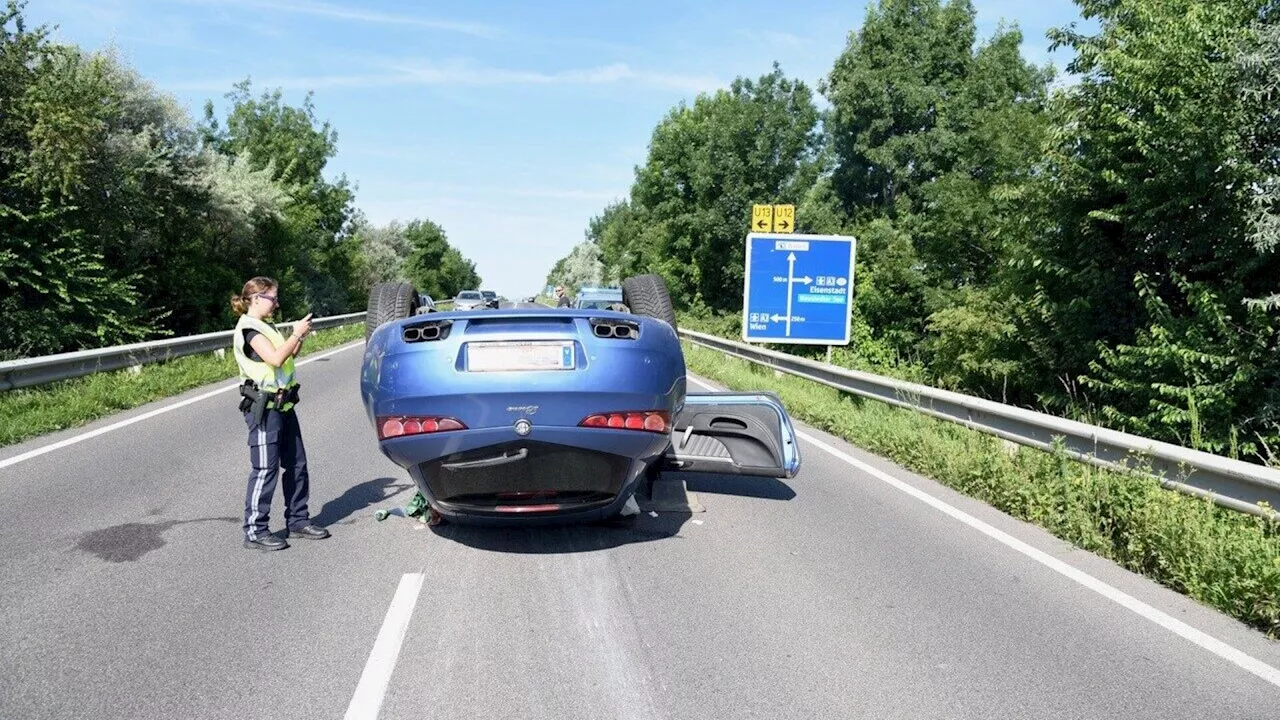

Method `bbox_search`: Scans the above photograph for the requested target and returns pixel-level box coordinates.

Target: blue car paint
[361,309,686,427]
[360,307,689,524]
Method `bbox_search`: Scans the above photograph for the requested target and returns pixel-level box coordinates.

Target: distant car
[454,290,487,311]
[480,290,500,308]
[415,294,437,314]
[573,287,624,311]
[361,274,801,525]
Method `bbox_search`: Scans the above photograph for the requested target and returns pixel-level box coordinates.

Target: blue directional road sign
[742,232,856,345]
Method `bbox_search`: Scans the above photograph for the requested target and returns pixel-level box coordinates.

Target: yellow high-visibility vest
[233,315,298,408]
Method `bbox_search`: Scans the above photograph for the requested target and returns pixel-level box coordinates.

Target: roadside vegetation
[0,0,479,363]
[537,0,1280,634]
[681,341,1280,637]
[0,322,363,449]
[545,0,1280,468]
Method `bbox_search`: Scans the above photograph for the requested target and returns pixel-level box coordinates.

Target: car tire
[366,281,419,341]
[621,274,677,330]
[365,283,391,341]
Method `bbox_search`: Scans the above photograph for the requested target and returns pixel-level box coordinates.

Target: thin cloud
[166,61,723,94]
[361,180,626,203]
[454,186,626,202]
[165,73,389,92]
[734,29,808,46]
[385,60,722,93]
[175,0,503,38]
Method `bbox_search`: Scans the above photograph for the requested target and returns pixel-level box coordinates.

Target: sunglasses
[255,293,278,303]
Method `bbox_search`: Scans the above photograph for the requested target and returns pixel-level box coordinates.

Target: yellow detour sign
[773,204,795,233]
[751,204,773,232]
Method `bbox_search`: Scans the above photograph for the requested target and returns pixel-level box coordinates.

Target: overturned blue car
[360,274,801,525]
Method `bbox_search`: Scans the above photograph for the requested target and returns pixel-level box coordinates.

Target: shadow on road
[312,476,415,527]
[422,471,797,554]
[682,472,797,501]
[427,508,694,554]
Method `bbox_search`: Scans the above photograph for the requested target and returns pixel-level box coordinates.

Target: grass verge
[0,322,365,449]
[681,341,1280,638]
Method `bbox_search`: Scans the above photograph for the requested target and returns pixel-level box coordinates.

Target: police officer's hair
[230,276,278,316]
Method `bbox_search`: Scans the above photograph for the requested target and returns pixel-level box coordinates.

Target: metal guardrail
[0,297,475,391]
[678,328,1280,521]
[0,312,367,391]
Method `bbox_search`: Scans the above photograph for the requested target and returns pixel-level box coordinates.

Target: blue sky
[28,0,1092,299]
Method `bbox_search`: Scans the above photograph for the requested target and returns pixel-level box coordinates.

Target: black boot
[244,535,288,551]
[286,524,330,539]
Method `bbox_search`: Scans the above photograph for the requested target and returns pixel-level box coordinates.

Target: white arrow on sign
[785,252,797,336]
[770,314,787,322]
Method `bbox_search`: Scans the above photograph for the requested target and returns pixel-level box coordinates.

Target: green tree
[0,3,159,357]
[625,63,822,310]
[822,0,980,219]
[543,256,567,292]
[587,199,639,284]
[399,219,452,299]
[348,214,411,289]
[437,245,480,298]
[1237,16,1280,313]
[345,216,481,301]
[30,46,281,338]
[1012,0,1280,456]
[0,1,483,360]
[544,240,605,295]
[820,0,1051,377]
[199,79,358,317]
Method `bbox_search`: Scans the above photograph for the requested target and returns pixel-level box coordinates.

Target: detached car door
[661,391,801,478]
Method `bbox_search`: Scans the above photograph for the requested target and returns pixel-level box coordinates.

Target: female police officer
[231,276,330,550]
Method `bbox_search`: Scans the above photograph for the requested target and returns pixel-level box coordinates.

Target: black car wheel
[366,281,419,341]
[621,274,677,330]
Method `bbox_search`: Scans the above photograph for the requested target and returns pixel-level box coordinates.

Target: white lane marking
[0,340,364,471]
[344,572,425,720]
[686,375,1280,690]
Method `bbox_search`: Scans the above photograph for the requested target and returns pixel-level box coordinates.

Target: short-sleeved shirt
[556,295,571,307]
[241,329,264,362]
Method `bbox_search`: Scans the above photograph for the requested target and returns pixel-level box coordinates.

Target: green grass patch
[0,322,365,449]
[682,341,1280,638]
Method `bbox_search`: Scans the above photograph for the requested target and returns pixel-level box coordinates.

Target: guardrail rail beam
[679,328,1280,521]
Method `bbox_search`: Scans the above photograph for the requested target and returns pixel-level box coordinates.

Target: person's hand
[293,314,314,339]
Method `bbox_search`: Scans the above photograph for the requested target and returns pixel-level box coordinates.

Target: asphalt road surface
[2,334,1279,719]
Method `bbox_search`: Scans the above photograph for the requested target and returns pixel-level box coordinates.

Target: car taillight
[378,416,466,440]
[580,410,670,433]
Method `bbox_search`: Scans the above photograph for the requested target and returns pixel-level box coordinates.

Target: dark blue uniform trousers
[243,408,312,541]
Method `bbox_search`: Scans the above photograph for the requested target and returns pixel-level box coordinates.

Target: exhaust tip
[588,318,639,340]
[403,320,452,343]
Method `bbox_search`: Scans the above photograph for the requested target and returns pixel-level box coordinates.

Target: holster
[238,381,268,424]
[238,380,301,424]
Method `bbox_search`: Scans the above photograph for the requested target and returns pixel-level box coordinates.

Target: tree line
[0,0,479,361]
[545,0,1280,463]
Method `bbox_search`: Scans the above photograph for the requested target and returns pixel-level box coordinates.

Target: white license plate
[466,341,576,372]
